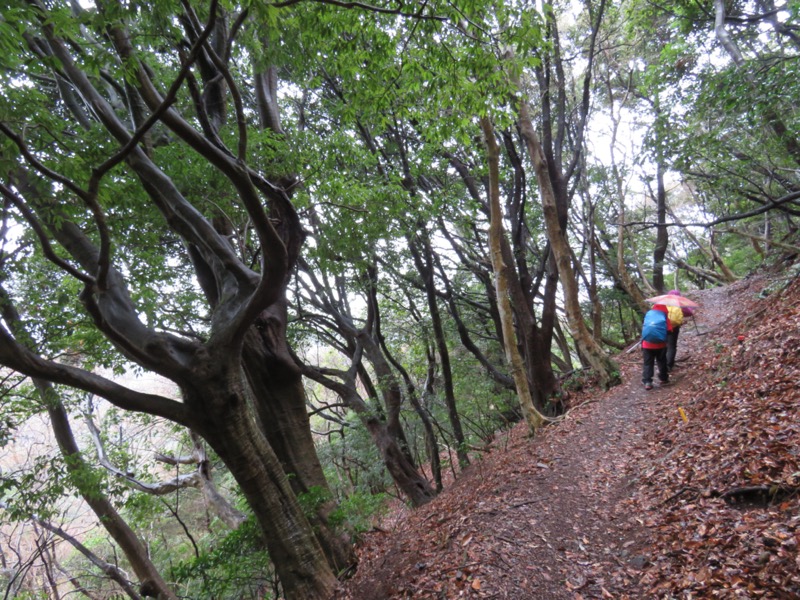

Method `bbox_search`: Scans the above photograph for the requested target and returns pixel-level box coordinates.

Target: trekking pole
[624,340,642,355]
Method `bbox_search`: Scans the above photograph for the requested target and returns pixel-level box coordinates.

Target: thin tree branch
[271,0,446,21]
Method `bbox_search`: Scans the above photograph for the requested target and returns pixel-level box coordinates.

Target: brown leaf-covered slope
[337,271,799,599]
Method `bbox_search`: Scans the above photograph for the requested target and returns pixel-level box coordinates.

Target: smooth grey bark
[408,233,469,469]
[295,260,436,507]
[443,153,560,411]
[651,159,668,294]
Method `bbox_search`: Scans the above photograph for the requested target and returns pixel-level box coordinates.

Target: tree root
[718,484,798,506]
[661,484,799,507]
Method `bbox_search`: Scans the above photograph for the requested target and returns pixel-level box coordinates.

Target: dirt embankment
[339,271,800,599]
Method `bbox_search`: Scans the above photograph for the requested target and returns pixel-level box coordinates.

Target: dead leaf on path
[337,276,800,600]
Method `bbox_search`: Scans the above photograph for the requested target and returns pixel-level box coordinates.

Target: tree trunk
[357,333,422,466]
[441,156,560,411]
[652,160,668,294]
[515,99,620,389]
[241,305,354,572]
[364,416,438,507]
[709,231,739,282]
[44,393,179,600]
[587,205,603,341]
[481,116,546,434]
[298,360,437,507]
[190,239,353,570]
[671,258,729,286]
[409,234,469,469]
[603,63,650,312]
[380,333,443,493]
[0,288,177,600]
[187,367,337,600]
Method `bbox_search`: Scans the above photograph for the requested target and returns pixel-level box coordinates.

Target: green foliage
[316,413,391,497]
[297,485,333,520]
[169,516,274,600]
[1,455,67,520]
[328,489,389,534]
[2,0,798,595]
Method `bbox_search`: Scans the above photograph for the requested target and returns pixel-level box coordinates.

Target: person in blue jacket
[642,304,672,390]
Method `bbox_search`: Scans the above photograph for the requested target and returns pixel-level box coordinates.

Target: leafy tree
[0,0,368,595]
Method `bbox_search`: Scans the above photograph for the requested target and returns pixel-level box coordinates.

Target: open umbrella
[645,294,699,308]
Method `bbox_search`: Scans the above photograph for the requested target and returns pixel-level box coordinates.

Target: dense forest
[0,0,797,598]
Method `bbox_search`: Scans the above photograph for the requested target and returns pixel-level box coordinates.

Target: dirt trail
[340,276,771,599]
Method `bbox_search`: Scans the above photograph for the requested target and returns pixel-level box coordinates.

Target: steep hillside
[338,270,800,599]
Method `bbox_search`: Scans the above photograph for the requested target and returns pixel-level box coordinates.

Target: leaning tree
[0,0,366,596]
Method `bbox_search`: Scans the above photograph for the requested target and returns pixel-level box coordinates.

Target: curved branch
[0,183,92,284]
[35,10,254,292]
[83,411,204,495]
[104,13,289,340]
[625,190,800,229]
[170,3,292,337]
[271,0,446,21]
[0,123,91,204]
[9,172,199,378]
[93,0,219,179]
[0,324,190,427]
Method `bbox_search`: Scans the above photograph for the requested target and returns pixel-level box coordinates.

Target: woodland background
[0,0,798,598]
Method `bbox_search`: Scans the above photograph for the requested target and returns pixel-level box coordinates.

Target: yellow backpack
[667,305,684,327]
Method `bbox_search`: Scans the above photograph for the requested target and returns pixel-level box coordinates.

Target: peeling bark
[481,116,546,434]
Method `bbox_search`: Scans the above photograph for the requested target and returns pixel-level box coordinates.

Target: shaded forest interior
[340,270,800,599]
[0,0,799,598]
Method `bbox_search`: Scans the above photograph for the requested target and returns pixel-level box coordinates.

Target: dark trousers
[666,326,681,370]
[642,347,668,385]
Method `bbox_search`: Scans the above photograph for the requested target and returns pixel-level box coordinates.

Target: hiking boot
[644,383,653,390]
[658,379,670,387]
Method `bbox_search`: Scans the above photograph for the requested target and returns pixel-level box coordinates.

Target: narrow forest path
[339,272,798,599]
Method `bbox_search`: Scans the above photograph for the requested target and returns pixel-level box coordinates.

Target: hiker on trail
[666,290,683,372]
[665,289,695,372]
[641,303,672,390]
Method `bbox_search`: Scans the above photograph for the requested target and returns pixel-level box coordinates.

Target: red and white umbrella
[645,294,700,308]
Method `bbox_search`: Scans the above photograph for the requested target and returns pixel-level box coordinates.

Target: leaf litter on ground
[337,270,800,599]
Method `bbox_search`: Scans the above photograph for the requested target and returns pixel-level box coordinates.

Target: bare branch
[0,183,92,284]
[0,322,190,426]
[271,0,446,21]
[624,190,800,229]
[0,502,143,600]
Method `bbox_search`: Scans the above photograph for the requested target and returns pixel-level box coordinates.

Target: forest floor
[338,267,800,599]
